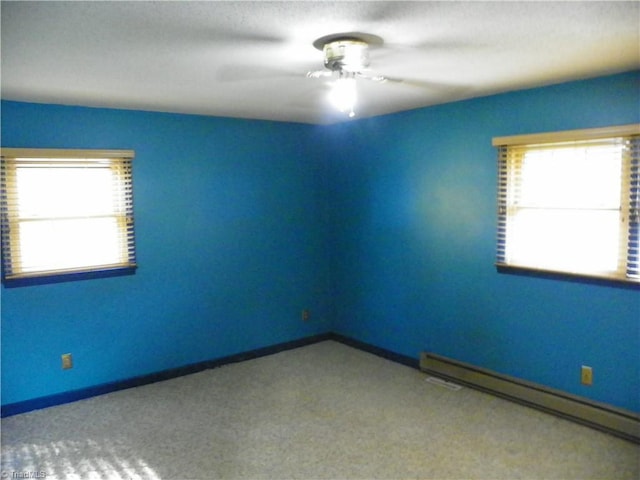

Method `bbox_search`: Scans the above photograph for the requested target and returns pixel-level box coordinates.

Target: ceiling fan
[306,32,393,117]
[215,28,463,120]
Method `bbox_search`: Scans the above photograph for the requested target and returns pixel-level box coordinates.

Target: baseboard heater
[420,352,640,443]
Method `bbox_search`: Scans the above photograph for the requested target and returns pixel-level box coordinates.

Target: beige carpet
[1,340,638,479]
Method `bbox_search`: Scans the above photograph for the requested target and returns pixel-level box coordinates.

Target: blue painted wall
[0,103,333,405]
[324,71,640,412]
[2,71,639,413]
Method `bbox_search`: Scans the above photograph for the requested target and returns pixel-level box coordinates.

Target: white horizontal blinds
[495,133,639,281]
[496,146,509,265]
[0,150,136,280]
[628,137,640,279]
[118,157,137,268]
[0,159,12,276]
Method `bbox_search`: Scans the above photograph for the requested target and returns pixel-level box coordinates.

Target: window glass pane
[507,209,621,273]
[16,164,116,218]
[519,145,622,209]
[18,217,124,272]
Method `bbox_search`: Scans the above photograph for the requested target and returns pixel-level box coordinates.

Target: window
[494,125,639,284]
[1,148,137,285]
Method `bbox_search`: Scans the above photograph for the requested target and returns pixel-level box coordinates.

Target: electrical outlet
[61,353,73,370]
[581,365,593,386]
[302,309,310,322]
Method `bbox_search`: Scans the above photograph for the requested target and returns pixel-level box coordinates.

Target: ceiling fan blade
[369,37,485,66]
[154,13,288,49]
[354,72,471,99]
[216,65,299,83]
[386,77,464,91]
[355,73,387,83]
[219,32,284,44]
[307,70,334,79]
[360,2,410,22]
[354,72,448,89]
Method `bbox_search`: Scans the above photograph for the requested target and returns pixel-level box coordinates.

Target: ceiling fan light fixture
[311,33,385,119]
[329,72,357,118]
[323,39,370,72]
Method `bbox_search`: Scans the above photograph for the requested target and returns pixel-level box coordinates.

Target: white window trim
[492,124,640,147]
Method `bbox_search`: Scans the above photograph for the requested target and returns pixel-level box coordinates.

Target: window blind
[1,149,136,282]
[495,125,640,283]
[628,136,640,280]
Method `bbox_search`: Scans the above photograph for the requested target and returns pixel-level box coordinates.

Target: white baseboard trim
[419,352,640,443]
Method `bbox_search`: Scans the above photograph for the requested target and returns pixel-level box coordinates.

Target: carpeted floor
[1,340,639,479]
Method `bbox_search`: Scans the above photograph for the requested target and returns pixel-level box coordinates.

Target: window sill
[496,264,640,290]
[2,266,137,288]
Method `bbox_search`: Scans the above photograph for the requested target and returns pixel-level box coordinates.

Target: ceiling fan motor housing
[323,39,370,72]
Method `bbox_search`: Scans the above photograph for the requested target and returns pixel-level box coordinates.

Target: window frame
[0,148,137,287]
[493,124,640,286]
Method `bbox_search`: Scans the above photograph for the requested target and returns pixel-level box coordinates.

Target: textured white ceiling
[1,1,639,124]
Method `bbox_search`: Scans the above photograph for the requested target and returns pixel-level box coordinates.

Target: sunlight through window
[1,149,137,283]
[494,126,639,283]
[2,439,161,480]
[507,143,624,274]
